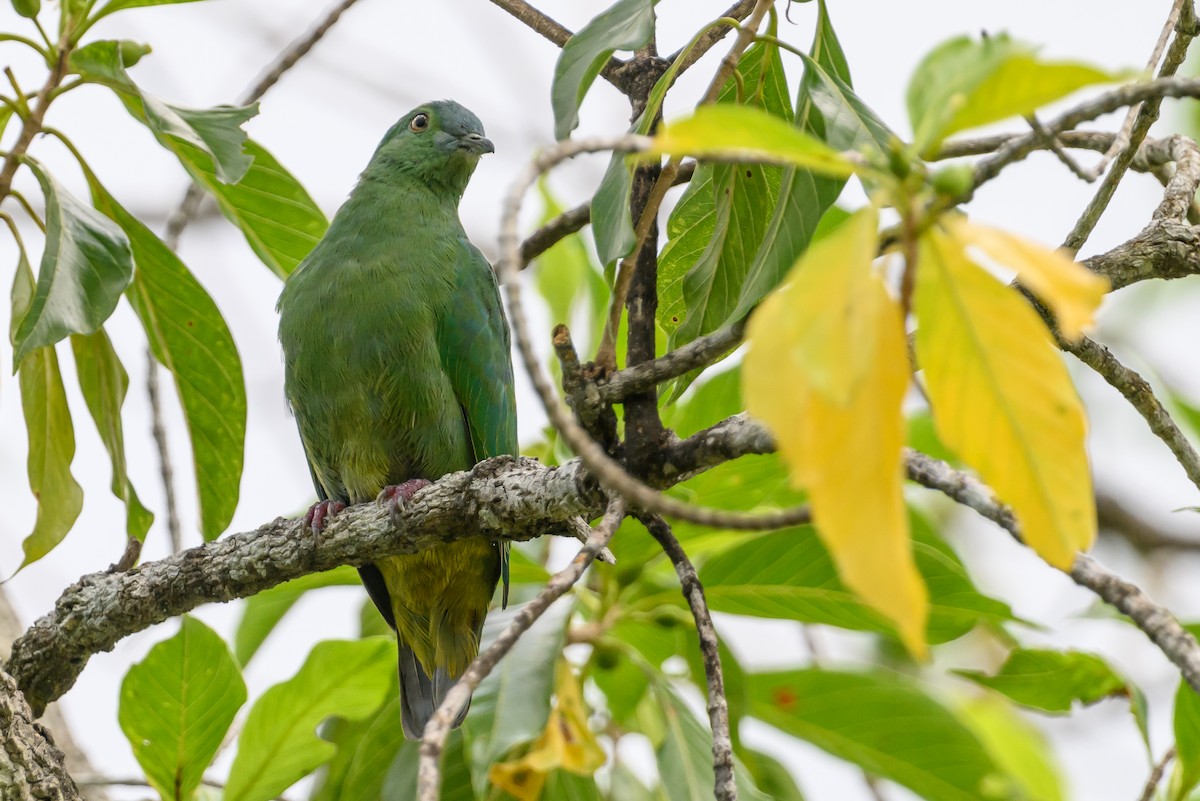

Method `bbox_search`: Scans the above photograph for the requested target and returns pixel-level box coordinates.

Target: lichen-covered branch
[0,668,81,801]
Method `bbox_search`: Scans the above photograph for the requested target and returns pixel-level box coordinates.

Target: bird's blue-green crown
[362,100,494,196]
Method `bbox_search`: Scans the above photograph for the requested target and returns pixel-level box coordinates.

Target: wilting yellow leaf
[915,228,1096,569]
[944,215,1109,340]
[744,206,928,657]
[488,662,605,800]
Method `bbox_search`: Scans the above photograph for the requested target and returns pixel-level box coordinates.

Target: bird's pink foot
[304,499,346,533]
[377,479,432,523]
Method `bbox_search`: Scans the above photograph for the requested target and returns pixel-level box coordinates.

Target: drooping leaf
[591,152,637,269]
[743,207,927,655]
[957,695,1065,801]
[463,598,573,795]
[648,105,856,177]
[945,215,1108,340]
[907,34,1119,154]
[10,260,83,571]
[953,648,1130,713]
[119,617,246,801]
[234,566,360,665]
[11,160,134,365]
[748,669,1003,801]
[550,0,657,140]
[88,176,246,541]
[915,227,1096,569]
[70,330,153,540]
[653,679,771,801]
[224,638,394,801]
[1175,680,1200,799]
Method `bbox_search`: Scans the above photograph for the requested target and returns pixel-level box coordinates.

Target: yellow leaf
[944,216,1109,341]
[744,206,928,657]
[915,228,1096,569]
[488,662,605,800]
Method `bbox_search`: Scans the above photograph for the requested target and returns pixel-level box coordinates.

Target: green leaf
[10,259,83,571]
[907,34,1119,154]
[647,105,855,177]
[88,177,245,540]
[740,749,805,801]
[697,513,1015,644]
[383,730,475,800]
[11,161,134,365]
[748,669,1004,801]
[89,0,205,24]
[234,566,360,665]
[462,598,573,795]
[957,696,1064,801]
[69,330,153,540]
[591,151,636,269]
[180,138,327,278]
[653,680,770,801]
[550,0,657,140]
[542,770,605,800]
[119,617,246,801]
[953,648,1129,713]
[70,40,256,184]
[225,638,394,801]
[658,40,789,354]
[1176,680,1200,799]
[311,683,403,801]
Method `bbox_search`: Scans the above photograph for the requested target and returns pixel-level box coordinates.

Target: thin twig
[498,135,813,531]
[1061,0,1195,253]
[487,0,625,88]
[145,349,181,555]
[904,449,1200,695]
[1024,113,1094,181]
[1137,747,1176,801]
[640,514,736,801]
[666,0,757,75]
[416,497,626,801]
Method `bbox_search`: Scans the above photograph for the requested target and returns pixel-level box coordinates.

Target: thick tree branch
[0,668,81,801]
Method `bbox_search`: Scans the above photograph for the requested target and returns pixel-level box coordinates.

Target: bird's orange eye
[410,113,429,133]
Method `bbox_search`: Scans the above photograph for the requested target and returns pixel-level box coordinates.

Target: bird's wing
[438,243,518,605]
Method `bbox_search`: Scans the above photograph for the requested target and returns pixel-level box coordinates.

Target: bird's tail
[398,641,470,740]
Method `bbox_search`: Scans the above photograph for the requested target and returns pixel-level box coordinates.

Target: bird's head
[363,100,494,196]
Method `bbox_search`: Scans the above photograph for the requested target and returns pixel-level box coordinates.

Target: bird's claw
[377,479,432,524]
[304,499,346,533]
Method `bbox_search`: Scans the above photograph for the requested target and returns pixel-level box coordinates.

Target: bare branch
[640,514,736,801]
[1098,493,1200,553]
[596,321,744,406]
[416,498,626,801]
[1138,747,1176,801]
[903,448,1200,695]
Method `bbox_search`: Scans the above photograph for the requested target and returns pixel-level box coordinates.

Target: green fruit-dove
[277,100,514,739]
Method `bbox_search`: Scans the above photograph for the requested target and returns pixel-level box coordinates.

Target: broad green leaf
[1176,680,1200,799]
[533,179,607,352]
[311,682,403,801]
[70,330,153,540]
[550,0,656,140]
[953,648,1129,713]
[10,260,82,571]
[89,177,245,541]
[698,518,1015,644]
[726,0,863,332]
[383,730,474,801]
[915,228,1095,569]
[541,770,605,801]
[945,216,1108,340]
[610,762,661,801]
[180,139,327,278]
[234,566,359,665]
[799,54,896,156]
[648,105,856,177]
[591,152,636,269]
[744,207,926,655]
[70,40,255,184]
[12,161,134,365]
[119,617,246,801]
[463,598,573,795]
[740,749,805,801]
[907,34,1118,153]
[225,638,394,801]
[591,641,653,727]
[748,669,1003,801]
[958,696,1064,801]
[658,40,789,355]
[653,680,770,801]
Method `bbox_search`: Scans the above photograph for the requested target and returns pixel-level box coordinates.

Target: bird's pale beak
[460,132,495,155]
